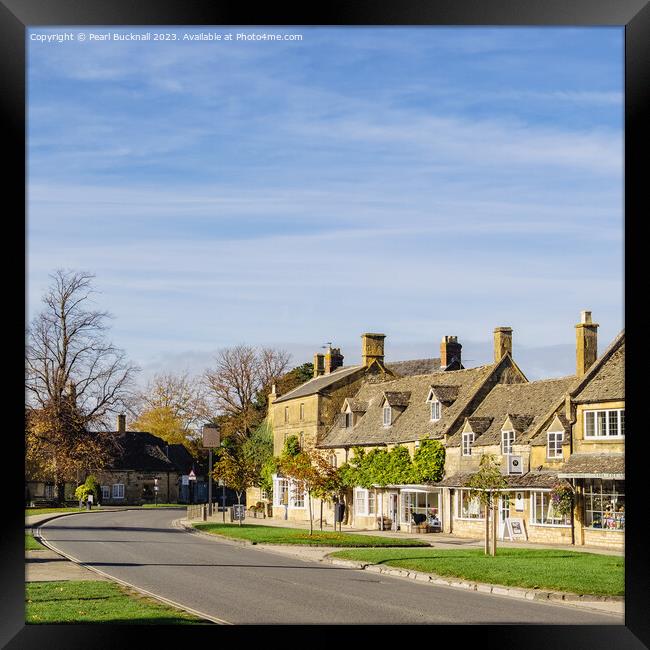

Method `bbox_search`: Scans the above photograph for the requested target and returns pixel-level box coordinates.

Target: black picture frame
[3,0,647,647]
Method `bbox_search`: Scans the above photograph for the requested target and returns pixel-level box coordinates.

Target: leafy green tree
[74,474,100,505]
[241,419,274,498]
[466,454,507,556]
[211,443,259,526]
[412,439,445,483]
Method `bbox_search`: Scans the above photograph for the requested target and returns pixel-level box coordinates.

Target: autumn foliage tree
[131,372,210,455]
[25,270,139,501]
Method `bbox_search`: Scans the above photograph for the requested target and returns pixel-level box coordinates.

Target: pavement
[26,507,624,621]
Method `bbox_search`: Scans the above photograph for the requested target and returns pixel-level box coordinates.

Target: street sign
[202,424,221,448]
[188,469,197,481]
[182,475,189,486]
[232,504,246,521]
[154,486,159,491]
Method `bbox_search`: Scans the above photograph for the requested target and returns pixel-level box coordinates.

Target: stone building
[319,329,527,530]
[261,332,462,522]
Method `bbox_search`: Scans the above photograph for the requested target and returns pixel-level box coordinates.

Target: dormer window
[430,400,441,421]
[547,431,564,459]
[501,430,515,456]
[462,432,474,456]
[383,405,392,427]
[345,412,353,428]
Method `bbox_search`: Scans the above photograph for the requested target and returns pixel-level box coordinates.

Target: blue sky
[27,27,624,383]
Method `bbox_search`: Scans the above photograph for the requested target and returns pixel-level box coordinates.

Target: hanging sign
[515,492,524,512]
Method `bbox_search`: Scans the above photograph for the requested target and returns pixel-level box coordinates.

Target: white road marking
[36,517,233,626]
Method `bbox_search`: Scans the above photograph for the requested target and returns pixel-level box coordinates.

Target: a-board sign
[505,517,527,541]
[232,504,246,521]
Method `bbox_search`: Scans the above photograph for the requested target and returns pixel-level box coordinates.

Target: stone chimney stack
[324,346,344,374]
[440,336,462,369]
[493,327,513,362]
[361,333,386,367]
[313,353,325,378]
[575,310,599,376]
[117,414,126,433]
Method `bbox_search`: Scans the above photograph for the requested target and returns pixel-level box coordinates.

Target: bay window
[583,479,625,530]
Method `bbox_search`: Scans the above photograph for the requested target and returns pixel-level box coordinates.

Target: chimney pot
[493,327,513,362]
[313,353,325,378]
[117,414,126,433]
[324,346,344,374]
[440,335,462,369]
[575,311,599,376]
[361,333,386,367]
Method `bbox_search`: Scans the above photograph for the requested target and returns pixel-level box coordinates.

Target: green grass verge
[25,534,47,551]
[329,547,624,596]
[26,507,86,517]
[26,581,209,624]
[193,523,429,547]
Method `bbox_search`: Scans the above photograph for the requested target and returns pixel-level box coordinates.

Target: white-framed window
[273,477,289,506]
[456,489,484,519]
[289,479,305,508]
[501,430,515,456]
[584,409,624,438]
[430,400,441,421]
[111,483,125,499]
[284,407,289,423]
[300,403,304,421]
[260,489,269,500]
[583,479,625,530]
[383,405,392,426]
[547,431,564,459]
[354,488,376,516]
[462,432,474,456]
[345,412,353,428]
[101,485,110,500]
[530,491,570,526]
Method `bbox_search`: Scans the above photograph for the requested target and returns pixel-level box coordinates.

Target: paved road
[39,509,621,625]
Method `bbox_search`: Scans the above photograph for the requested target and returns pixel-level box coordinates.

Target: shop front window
[583,479,625,530]
[457,489,485,520]
[530,491,570,526]
[400,490,441,524]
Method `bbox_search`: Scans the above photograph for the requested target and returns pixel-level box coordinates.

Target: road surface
[38,509,622,625]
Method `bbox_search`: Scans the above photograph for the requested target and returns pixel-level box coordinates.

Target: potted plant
[550,482,574,519]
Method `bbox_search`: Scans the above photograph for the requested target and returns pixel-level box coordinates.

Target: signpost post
[188,469,196,503]
[154,477,158,507]
[202,424,221,516]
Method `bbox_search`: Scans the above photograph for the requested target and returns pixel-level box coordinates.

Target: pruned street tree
[25,269,139,502]
[466,453,508,556]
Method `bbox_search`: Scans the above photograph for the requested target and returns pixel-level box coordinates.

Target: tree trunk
[491,499,498,557]
[308,491,313,535]
[484,497,490,555]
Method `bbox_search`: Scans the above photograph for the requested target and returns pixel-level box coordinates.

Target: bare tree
[26,270,139,499]
[131,372,211,453]
[204,345,291,439]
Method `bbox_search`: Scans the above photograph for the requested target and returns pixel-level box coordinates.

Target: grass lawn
[26,581,209,624]
[193,523,429,547]
[26,507,86,517]
[329,547,624,597]
[25,534,47,551]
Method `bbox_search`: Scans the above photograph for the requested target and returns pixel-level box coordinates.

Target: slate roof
[109,431,194,473]
[447,376,576,448]
[429,385,460,404]
[572,336,625,403]
[273,365,365,403]
[434,470,568,489]
[557,453,625,478]
[383,391,411,407]
[529,412,571,446]
[345,399,368,413]
[386,358,441,376]
[318,364,496,448]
